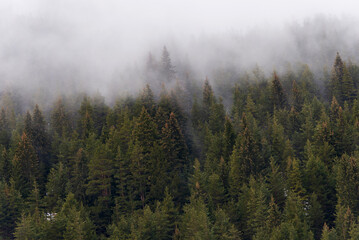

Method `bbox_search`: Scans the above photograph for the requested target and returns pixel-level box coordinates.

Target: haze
[1,0,359,103]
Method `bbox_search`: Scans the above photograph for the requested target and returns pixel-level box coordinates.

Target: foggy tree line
[2,50,359,239]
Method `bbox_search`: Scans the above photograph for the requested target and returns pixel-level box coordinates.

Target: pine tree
[247,178,269,238]
[44,162,69,212]
[160,112,189,205]
[32,104,51,184]
[203,77,215,121]
[330,52,344,103]
[303,144,336,225]
[69,148,88,202]
[229,113,261,194]
[86,144,113,230]
[222,116,236,162]
[335,154,359,215]
[12,132,39,197]
[335,202,354,240]
[92,94,109,136]
[209,98,225,134]
[267,157,286,209]
[179,195,213,240]
[292,80,304,113]
[329,52,355,104]
[49,193,96,239]
[269,115,287,168]
[0,108,10,147]
[0,147,11,183]
[161,46,176,82]
[128,140,148,209]
[320,223,337,240]
[212,208,240,240]
[342,63,356,104]
[79,96,95,138]
[131,202,172,240]
[0,181,23,239]
[307,193,324,239]
[271,71,288,110]
[140,84,156,116]
[51,98,70,137]
[24,111,33,138]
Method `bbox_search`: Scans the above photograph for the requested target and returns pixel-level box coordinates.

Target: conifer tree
[331,52,344,103]
[51,98,70,137]
[269,115,287,168]
[79,96,95,138]
[203,77,215,121]
[0,147,11,183]
[222,116,236,162]
[161,46,176,83]
[32,104,51,181]
[342,63,356,104]
[0,181,23,239]
[320,223,337,240]
[92,94,109,136]
[44,162,69,212]
[179,195,213,240]
[271,71,288,110]
[209,98,226,134]
[12,132,39,197]
[161,112,189,205]
[212,208,240,240]
[292,80,304,113]
[335,154,359,215]
[0,108,10,147]
[267,157,286,209]
[140,84,156,115]
[69,148,88,202]
[335,203,354,240]
[86,144,113,231]
[24,111,33,138]
[229,113,261,191]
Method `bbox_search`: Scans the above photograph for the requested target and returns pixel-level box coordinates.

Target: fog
[1,0,359,105]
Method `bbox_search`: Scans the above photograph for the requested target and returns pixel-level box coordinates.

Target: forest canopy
[1,49,359,240]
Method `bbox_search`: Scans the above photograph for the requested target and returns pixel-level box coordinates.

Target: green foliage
[271,71,288,110]
[12,132,39,197]
[179,196,214,240]
[3,52,359,239]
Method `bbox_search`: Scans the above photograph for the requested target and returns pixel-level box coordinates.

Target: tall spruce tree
[161,46,176,83]
[271,71,288,110]
[12,133,39,197]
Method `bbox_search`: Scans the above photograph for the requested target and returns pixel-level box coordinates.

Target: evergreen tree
[86,144,113,233]
[0,108,10,147]
[161,112,189,205]
[179,195,213,240]
[69,148,88,202]
[0,147,11,183]
[161,46,176,83]
[271,71,288,110]
[203,78,215,121]
[229,113,262,195]
[32,104,51,183]
[51,98,70,137]
[330,52,344,103]
[44,162,69,212]
[291,80,304,113]
[0,181,23,239]
[79,96,95,138]
[12,132,39,197]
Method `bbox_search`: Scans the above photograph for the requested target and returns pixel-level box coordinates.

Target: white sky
[2,0,359,32]
[1,0,359,96]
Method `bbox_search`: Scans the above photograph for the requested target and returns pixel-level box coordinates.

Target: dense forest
[1,49,359,240]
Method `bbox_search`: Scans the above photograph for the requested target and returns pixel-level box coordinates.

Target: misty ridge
[1,11,359,112]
